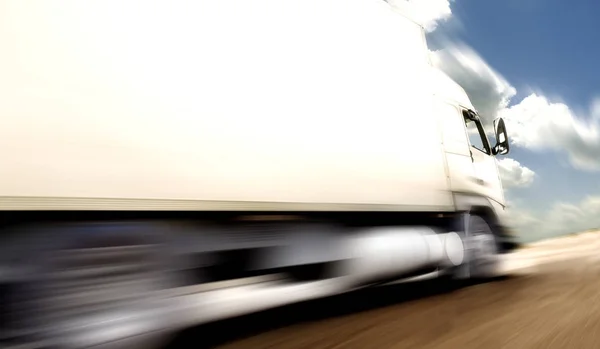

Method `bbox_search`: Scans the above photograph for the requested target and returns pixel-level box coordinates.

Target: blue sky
[446,0,600,108]
[409,0,600,242]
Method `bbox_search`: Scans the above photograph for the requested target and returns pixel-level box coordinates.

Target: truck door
[462,110,505,205]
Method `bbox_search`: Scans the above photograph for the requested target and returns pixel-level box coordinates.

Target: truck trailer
[0,0,517,348]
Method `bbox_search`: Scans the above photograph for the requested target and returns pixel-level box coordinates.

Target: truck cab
[429,67,515,251]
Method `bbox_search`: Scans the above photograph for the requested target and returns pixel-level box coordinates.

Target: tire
[465,215,501,280]
[3,222,181,347]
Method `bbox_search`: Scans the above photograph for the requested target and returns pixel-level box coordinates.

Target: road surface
[166,231,600,349]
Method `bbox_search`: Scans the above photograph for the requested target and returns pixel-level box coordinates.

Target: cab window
[462,110,490,154]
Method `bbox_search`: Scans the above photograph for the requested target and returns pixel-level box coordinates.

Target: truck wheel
[466,215,501,280]
[6,222,180,345]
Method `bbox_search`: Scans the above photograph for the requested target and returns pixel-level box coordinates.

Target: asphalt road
[166,232,600,349]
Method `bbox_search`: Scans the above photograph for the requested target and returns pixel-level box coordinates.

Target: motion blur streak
[1,223,465,348]
[201,231,600,349]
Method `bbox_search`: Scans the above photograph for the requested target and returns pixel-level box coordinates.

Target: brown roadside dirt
[167,248,600,349]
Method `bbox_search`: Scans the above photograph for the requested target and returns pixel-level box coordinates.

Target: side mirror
[492,118,510,155]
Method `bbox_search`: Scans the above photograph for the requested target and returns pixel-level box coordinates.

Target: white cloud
[429,42,516,126]
[430,41,600,171]
[388,0,453,32]
[499,95,600,171]
[511,196,600,242]
[507,211,541,243]
[409,0,453,32]
[498,158,535,189]
[590,97,600,121]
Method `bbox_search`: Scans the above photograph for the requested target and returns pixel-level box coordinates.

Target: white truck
[0,0,517,348]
